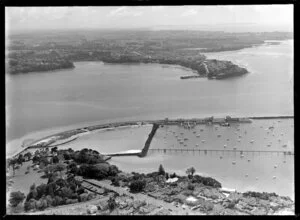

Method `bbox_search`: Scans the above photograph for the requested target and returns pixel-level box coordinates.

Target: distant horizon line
[6,26,293,35]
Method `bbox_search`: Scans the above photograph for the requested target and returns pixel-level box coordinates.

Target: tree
[24,152,32,161]
[52,156,59,164]
[17,154,25,165]
[32,155,40,164]
[158,164,165,176]
[51,147,58,154]
[129,179,146,193]
[108,196,117,212]
[9,191,25,207]
[63,153,71,160]
[36,184,47,199]
[186,167,196,177]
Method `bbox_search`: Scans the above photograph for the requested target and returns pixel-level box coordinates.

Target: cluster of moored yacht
[158,120,291,179]
[161,121,289,151]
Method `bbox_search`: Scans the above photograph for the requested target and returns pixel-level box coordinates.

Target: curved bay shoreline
[9,115,294,160]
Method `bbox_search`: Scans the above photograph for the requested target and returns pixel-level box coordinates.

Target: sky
[5,5,293,33]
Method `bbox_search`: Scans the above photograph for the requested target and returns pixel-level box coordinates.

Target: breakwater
[180,75,203,79]
[8,115,293,160]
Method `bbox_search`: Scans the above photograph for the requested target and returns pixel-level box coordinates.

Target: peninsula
[6,30,292,79]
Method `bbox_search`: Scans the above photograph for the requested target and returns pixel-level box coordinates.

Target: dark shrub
[24,199,36,211]
[24,201,32,212]
[61,187,73,199]
[32,155,40,164]
[76,186,85,195]
[63,153,71,160]
[9,191,25,207]
[108,165,119,176]
[187,183,195,190]
[52,156,59,164]
[108,196,117,212]
[170,172,177,178]
[26,188,38,202]
[192,175,222,188]
[111,177,120,187]
[36,184,47,199]
[129,179,146,193]
[51,147,58,154]
[46,183,55,197]
[165,173,169,180]
[158,164,165,176]
[53,196,63,206]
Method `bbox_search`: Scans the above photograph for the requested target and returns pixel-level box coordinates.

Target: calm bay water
[6,40,293,143]
[5,40,294,198]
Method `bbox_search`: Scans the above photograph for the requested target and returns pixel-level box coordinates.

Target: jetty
[139,123,160,157]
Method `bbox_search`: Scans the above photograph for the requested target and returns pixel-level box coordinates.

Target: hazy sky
[5,5,293,33]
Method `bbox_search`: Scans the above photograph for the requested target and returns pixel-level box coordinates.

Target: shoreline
[7,115,294,160]
[6,116,294,213]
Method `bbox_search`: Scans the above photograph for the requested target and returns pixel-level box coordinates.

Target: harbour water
[6,40,293,143]
[6,40,294,198]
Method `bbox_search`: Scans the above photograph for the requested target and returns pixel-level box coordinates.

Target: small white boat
[240,155,244,158]
[256,177,258,180]
[195,144,199,147]
[232,161,236,165]
[245,174,248,177]
[250,140,254,143]
[274,165,278,168]
[196,134,200,137]
[273,176,277,179]
[201,140,205,143]
[224,144,227,148]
